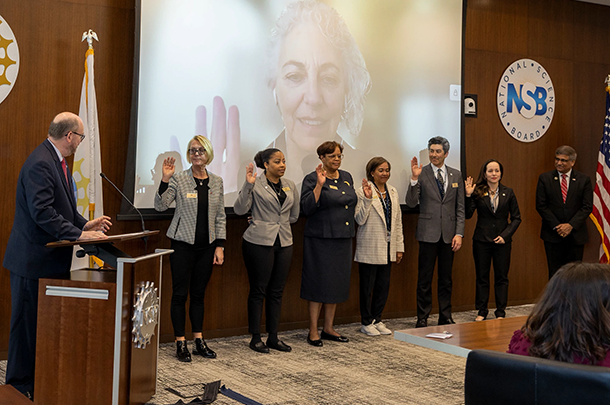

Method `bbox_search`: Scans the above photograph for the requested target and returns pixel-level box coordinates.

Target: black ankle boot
[176,340,192,362]
[193,337,217,358]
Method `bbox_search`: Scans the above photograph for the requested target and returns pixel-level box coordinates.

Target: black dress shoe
[307,335,323,347]
[320,330,349,342]
[415,319,428,328]
[176,340,192,362]
[438,317,456,325]
[193,337,217,358]
[267,339,292,352]
[249,340,270,353]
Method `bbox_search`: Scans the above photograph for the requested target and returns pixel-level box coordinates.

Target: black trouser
[417,240,454,322]
[544,237,585,279]
[6,273,40,395]
[169,240,215,337]
[473,240,512,318]
[358,262,392,325]
[242,237,293,335]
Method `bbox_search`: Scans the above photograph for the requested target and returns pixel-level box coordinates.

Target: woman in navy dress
[300,141,362,346]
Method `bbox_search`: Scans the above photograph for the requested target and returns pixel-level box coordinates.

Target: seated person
[508,262,610,366]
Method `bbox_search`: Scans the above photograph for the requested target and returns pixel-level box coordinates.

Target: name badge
[452,183,458,188]
[329,185,338,190]
[187,193,197,198]
[282,186,291,192]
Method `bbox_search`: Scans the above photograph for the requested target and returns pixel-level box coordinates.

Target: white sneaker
[360,323,381,336]
[374,321,392,335]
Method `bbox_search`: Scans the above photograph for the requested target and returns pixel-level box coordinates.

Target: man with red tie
[3,112,111,398]
[536,146,593,279]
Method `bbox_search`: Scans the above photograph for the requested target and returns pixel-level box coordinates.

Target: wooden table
[394,316,527,358]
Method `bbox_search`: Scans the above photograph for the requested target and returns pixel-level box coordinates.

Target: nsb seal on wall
[0,15,19,105]
[497,59,555,143]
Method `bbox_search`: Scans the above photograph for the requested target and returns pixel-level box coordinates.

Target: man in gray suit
[406,136,465,327]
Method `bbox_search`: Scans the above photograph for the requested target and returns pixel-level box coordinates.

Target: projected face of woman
[275,22,346,151]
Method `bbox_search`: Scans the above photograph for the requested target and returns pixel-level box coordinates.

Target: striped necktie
[436,168,445,200]
[561,174,567,203]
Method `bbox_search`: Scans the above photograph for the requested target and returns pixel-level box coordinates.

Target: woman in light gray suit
[234,148,299,353]
[355,157,404,336]
[155,135,226,362]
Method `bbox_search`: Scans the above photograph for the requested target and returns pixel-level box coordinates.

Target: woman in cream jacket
[355,157,404,336]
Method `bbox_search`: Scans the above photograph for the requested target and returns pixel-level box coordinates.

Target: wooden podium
[34,231,171,405]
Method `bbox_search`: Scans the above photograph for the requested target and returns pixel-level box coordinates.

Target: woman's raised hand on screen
[161,157,175,182]
[196,96,240,192]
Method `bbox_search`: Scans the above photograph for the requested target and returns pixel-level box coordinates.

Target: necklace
[268,178,283,197]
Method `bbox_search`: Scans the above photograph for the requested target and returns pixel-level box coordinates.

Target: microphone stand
[100,172,149,253]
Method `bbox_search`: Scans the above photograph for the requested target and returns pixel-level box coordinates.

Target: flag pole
[590,74,610,263]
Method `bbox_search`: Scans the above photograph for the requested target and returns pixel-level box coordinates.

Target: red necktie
[561,173,567,203]
[61,159,69,185]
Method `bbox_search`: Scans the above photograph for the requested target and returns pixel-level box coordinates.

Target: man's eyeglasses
[67,130,85,141]
[326,153,344,160]
[188,148,206,156]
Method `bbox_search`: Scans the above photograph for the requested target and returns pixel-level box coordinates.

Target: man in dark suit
[3,112,111,398]
[406,136,465,327]
[536,145,593,279]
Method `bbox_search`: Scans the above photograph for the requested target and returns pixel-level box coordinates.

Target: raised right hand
[246,162,257,184]
[315,163,327,187]
[465,176,475,197]
[161,157,175,182]
[411,156,422,180]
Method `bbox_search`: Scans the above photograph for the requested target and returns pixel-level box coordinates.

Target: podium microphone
[100,173,148,243]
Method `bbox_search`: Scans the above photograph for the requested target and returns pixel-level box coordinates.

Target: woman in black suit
[465,159,521,321]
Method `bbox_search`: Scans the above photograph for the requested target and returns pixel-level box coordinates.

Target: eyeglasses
[326,154,344,160]
[555,157,571,163]
[67,130,85,141]
[188,148,206,156]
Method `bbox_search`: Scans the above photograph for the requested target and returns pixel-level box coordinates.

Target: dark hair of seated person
[522,262,610,364]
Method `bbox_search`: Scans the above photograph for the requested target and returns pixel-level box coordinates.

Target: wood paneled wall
[1,0,610,356]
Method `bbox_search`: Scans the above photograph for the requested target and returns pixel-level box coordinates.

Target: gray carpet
[0,305,533,404]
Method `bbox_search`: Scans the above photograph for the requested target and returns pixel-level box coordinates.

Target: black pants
[417,240,454,322]
[169,240,215,337]
[358,262,392,325]
[473,240,512,318]
[242,238,293,335]
[544,237,585,279]
[6,273,40,395]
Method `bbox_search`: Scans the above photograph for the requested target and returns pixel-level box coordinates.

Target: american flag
[591,79,610,263]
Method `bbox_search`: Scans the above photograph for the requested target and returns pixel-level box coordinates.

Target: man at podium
[2,112,111,399]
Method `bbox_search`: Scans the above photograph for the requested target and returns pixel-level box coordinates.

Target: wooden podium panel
[34,278,116,404]
[34,242,170,405]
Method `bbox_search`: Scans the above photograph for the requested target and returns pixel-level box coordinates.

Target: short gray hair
[428,136,450,154]
[267,0,371,137]
[555,145,577,161]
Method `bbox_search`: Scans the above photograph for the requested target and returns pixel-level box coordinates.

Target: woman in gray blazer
[234,148,299,353]
[155,135,226,362]
[355,157,404,336]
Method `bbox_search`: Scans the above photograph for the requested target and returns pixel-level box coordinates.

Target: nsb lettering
[505,83,548,119]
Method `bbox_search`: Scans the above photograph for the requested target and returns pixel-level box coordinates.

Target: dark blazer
[535,169,593,245]
[406,164,465,244]
[301,169,357,239]
[3,139,88,279]
[466,184,521,243]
